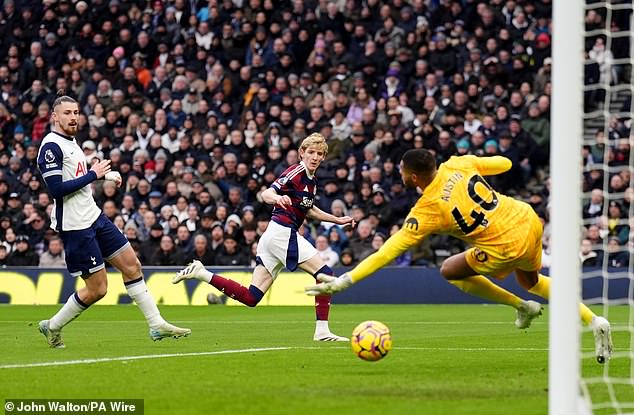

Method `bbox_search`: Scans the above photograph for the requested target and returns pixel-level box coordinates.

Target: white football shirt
[37,131,101,231]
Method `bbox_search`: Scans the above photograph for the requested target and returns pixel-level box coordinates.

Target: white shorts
[256,220,318,279]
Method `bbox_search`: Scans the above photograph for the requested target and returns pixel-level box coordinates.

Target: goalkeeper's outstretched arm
[472,155,512,176]
[305,226,425,295]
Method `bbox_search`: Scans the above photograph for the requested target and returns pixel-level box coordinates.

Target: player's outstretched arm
[306,205,356,228]
[472,155,513,176]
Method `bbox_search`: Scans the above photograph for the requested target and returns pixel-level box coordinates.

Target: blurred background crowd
[0,0,630,269]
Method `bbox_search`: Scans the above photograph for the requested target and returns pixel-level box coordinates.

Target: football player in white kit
[36,91,190,348]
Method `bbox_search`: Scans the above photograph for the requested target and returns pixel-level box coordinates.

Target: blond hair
[299,133,328,155]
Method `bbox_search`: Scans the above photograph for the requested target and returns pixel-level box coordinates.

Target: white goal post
[551,1,634,414]
[549,0,584,413]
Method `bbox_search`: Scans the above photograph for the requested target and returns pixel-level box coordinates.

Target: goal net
[580,1,633,414]
[551,1,633,414]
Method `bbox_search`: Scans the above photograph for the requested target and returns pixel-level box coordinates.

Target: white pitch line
[1,320,544,325]
[398,347,550,351]
[0,345,572,370]
[0,347,290,370]
[286,346,554,352]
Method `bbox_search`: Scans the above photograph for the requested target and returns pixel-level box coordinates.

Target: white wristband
[105,171,121,182]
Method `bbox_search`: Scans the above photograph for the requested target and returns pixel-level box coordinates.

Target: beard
[62,123,78,135]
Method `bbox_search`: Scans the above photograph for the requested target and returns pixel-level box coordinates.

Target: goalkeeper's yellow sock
[527,273,550,298]
[527,273,595,325]
[579,303,596,325]
[449,276,523,308]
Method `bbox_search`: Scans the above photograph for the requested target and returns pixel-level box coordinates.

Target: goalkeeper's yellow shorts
[464,209,544,279]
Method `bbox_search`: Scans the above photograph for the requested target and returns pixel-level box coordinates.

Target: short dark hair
[401,149,436,175]
[52,89,78,110]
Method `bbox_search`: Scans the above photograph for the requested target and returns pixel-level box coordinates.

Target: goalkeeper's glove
[304,273,353,296]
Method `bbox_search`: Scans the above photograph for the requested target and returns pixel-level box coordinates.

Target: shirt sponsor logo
[404,217,419,231]
[300,196,313,208]
[75,161,87,176]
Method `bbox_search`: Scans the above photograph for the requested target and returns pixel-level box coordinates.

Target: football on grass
[351,320,392,361]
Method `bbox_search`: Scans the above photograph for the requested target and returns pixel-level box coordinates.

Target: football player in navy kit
[174,133,354,341]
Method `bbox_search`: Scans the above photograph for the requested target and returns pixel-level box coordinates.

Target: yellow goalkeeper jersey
[349,155,541,282]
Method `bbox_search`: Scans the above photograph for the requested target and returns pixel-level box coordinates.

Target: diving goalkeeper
[306,149,613,363]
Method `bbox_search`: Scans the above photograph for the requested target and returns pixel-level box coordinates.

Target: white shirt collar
[300,161,314,179]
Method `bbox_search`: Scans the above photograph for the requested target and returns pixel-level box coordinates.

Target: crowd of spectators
[0,0,630,269]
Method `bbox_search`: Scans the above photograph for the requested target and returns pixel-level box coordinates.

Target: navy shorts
[60,213,130,277]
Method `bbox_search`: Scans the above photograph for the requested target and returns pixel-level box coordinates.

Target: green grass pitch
[0,304,630,415]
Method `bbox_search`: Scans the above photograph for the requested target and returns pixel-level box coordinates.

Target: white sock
[198,268,215,283]
[49,292,87,331]
[315,319,330,334]
[125,277,165,329]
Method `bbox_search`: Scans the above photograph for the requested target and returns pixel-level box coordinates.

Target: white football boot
[172,260,206,284]
[150,322,192,341]
[313,332,350,342]
[515,300,543,329]
[39,320,65,349]
[591,316,613,364]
